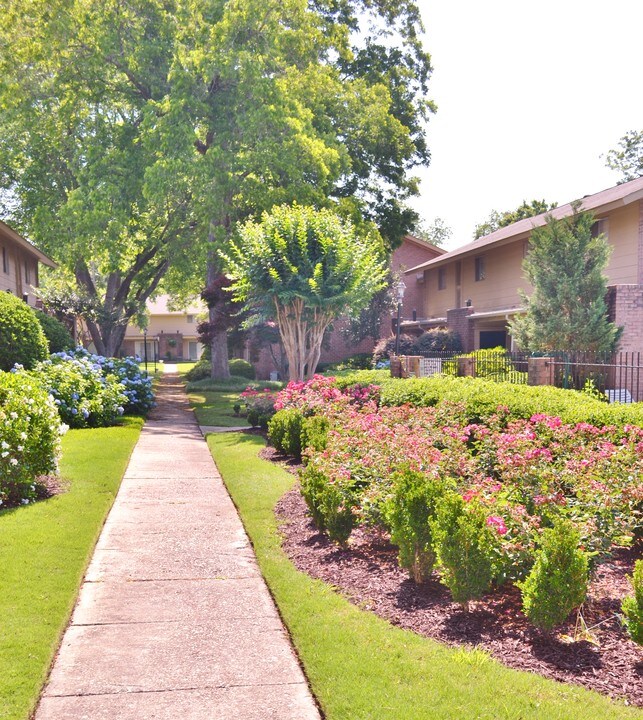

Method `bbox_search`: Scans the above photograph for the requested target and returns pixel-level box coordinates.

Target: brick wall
[158,332,184,360]
[609,284,643,352]
[639,200,643,285]
[391,238,442,319]
[446,307,475,351]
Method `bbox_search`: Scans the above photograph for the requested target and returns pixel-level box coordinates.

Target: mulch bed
[2,475,68,510]
[264,447,643,706]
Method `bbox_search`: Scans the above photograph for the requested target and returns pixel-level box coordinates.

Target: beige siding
[460,241,530,312]
[603,203,639,284]
[125,314,200,339]
[425,263,457,317]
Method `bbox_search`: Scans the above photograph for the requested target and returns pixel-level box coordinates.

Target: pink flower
[486,515,508,535]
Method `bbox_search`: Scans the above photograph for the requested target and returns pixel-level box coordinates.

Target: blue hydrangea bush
[29,352,127,428]
[0,371,65,506]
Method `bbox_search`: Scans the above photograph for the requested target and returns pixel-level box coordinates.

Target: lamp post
[143,328,148,376]
[394,279,406,356]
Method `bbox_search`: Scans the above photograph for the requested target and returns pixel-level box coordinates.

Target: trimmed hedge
[336,371,643,427]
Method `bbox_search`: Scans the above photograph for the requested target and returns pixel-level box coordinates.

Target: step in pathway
[35,373,320,720]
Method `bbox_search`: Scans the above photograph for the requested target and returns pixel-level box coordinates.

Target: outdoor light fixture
[394,279,406,356]
[465,298,472,307]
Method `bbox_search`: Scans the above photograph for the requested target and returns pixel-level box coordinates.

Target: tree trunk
[206,258,231,381]
[210,326,230,380]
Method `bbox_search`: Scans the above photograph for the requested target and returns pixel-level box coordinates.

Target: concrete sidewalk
[35,374,320,720]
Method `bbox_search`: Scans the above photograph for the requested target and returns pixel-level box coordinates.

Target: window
[437,267,446,290]
[24,260,31,284]
[591,218,609,238]
[2,247,7,274]
[186,314,195,324]
[475,256,486,282]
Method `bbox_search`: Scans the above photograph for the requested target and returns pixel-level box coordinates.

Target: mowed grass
[0,418,143,720]
[188,390,249,427]
[209,432,643,720]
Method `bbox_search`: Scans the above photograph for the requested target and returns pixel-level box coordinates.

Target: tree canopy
[224,204,387,380]
[509,203,619,353]
[604,130,643,184]
[473,200,557,240]
[0,0,433,364]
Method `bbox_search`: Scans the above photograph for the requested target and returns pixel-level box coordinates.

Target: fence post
[528,357,555,387]
[457,356,476,377]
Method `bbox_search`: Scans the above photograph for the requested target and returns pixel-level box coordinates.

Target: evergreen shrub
[34,310,74,353]
[622,559,643,645]
[519,519,589,631]
[430,492,500,609]
[0,292,48,370]
[385,467,449,583]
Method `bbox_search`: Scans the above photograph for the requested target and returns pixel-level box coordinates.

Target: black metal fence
[397,349,643,403]
[545,351,643,402]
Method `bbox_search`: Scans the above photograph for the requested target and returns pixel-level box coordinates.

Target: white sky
[412,0,643,249]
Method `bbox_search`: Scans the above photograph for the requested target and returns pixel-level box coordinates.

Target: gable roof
[407,176,643,273]
[402,233,447,255]
[0,220,57,268]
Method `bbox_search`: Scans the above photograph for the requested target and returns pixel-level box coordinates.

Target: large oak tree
[0,0,433,369]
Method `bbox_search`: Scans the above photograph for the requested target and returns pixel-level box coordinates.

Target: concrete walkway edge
[34,373,321,720]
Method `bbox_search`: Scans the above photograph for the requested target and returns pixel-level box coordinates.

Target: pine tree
[510,202,619,352]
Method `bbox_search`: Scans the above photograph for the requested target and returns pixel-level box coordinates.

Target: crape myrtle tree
[224,204,387,381]
[0,0,434,371]
[509,202,619,353]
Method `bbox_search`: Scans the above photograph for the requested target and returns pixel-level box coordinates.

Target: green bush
[371,334,416,365]
[300,464,355,544]
[413,328,462,354]
[34,310,74,353]
[0,293,48,371]
[621,559,643,645]
[268,408,305,459]
[336,371,643,427]
[430,492,499,609]
[229,358,256,379]
[519,519,589,632]
[0,371,63,505]
[385,467,448,583]
[185,356,211,381]
[187,357,256,381]
[300,414,330,458]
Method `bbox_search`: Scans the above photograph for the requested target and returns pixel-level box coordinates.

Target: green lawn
[189,389,249,427]
[0,418,143,720]
[209,432,643,720]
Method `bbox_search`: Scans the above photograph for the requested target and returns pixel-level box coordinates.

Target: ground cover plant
[0,418,142,720]
[208,431,642,719]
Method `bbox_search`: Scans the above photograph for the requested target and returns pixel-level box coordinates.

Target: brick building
[405,177,643,352]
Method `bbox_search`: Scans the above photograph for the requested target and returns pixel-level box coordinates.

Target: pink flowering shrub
[239,387,279,428]
[274,375,344,413]
[300,400,643,600]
